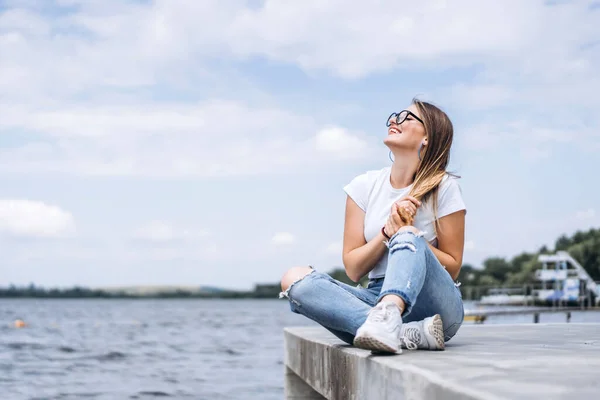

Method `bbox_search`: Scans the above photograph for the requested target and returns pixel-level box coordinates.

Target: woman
[280,99,466,354]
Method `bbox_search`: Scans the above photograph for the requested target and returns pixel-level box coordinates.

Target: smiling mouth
[388,127,401,135]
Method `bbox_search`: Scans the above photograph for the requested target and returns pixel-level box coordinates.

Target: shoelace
[368,305,392,323]
[401,327,420,350]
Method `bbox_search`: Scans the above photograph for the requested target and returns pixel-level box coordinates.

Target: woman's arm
[342,196,388,282]
[427,210,466,280]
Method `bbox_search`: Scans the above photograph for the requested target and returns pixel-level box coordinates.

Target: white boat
[478,251,598,306]
[479,289,532,306]
[535,251,598,305]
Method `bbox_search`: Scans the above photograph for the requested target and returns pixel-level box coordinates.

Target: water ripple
[133,391,172,398]
[1,299,315,400]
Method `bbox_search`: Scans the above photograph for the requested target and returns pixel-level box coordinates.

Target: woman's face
[383,104,427,151]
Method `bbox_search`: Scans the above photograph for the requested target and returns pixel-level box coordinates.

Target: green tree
[482,257,512,282]
[461,227,600,288]
[568,237,600,281]
[555,235,572,251]
[456,264,479,285]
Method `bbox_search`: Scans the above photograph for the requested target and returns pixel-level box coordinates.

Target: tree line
[2,228,599,298]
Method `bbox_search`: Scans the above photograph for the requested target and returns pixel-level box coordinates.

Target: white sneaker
[400,314,445,350]
[353,302,403,354]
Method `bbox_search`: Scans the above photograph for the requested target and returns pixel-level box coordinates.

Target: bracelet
[381,226,391,240]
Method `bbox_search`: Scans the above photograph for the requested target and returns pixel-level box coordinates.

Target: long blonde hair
[398,99,457,230]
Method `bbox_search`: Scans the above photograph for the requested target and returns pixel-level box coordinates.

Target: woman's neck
[390,154,419,189]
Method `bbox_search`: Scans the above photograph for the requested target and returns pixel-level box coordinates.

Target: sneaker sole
[353,334,401,354]
[425,314,445,350]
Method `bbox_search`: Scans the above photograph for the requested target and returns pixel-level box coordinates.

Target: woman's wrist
[381,225,419,240]
[381,226,391,240]
[398,225,419,235]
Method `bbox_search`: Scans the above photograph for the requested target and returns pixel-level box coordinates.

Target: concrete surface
[285,366,326,399]
[284,323,600,400]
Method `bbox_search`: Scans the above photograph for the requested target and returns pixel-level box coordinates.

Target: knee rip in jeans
[390,241,417,253]
[387,230,425,253]
[278,266,316,306]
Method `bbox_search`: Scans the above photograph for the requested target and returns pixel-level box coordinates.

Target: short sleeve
[343,172,373,212]
[436,176,467,218]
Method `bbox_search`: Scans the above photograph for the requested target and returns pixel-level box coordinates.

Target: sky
[1,0,599,290]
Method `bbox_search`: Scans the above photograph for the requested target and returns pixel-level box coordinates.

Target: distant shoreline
[0,294,281,299]
[4,227,599,301]
[0,285,282,299]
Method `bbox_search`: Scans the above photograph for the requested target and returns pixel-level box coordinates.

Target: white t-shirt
[343,166,466,279]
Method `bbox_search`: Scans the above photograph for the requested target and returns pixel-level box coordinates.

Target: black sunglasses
[386,110,424,127]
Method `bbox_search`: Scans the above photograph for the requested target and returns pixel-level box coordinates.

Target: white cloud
[0,199,75,238]
[0,101,373,177]
[1,0,599,176]
[2,1,598,92]
[315,126,370,160]
[1,0,529,90]
[227,1,542,78]
[271,232,295,245]
[6,1,589,81]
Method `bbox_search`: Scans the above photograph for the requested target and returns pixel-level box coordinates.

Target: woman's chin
[384,138,418,157]
[383,135,404,147]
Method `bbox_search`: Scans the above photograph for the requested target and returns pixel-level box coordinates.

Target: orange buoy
[14,319,26,328]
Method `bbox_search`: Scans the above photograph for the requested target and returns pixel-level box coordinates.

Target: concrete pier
[284,323,600,399]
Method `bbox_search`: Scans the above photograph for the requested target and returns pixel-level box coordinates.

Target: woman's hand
[396,196,421,224]
[383,196,421,238]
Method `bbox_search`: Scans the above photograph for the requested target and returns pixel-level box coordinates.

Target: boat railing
[461,283,598,308]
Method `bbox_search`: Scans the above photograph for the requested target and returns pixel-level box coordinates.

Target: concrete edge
[456,321,600,328]
[284,327,506,400]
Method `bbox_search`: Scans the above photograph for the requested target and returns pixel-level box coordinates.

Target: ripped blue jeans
[280,231,464,345]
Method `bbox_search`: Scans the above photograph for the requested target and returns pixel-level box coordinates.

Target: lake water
[1,299,312,400]
[2,299,600,400]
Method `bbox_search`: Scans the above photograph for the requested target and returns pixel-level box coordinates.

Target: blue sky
[1,0,599,290]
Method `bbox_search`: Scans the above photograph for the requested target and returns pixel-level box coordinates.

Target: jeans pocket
[367,278,382,289]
